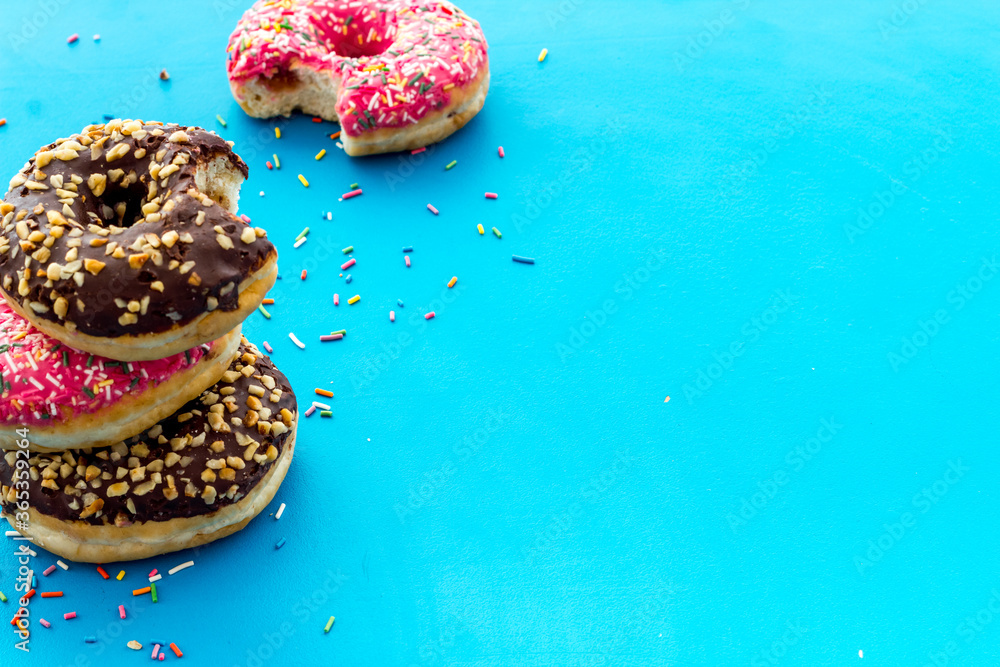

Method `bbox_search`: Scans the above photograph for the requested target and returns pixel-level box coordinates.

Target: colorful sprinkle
[445,160,457,170]
[478,224,485,235]
[151,583,158,604]
[492,227,502,238]
[97,566,109,580]
[427,204,439,215]
[411,147,426,155]
[325,616,336,633]
[40,592,62,598]
[263,341,273,353]
[538,48,548,62]
[294,237,307,248]
[57,561,68,571]
[133,587,151,596]
[334,293,340,306]
[448,276,458,288]
[275,127,282,139]
[216,114,228,127]
[67,33,79,44]
[43,565,56,576]
[168,561,194,576]
[350,182,359,189]
[425,312,436,320]
[273,154,281,169]
[305,405,316,417]
[275,503,286,520]
[148,574,162,583]
[40,618,50,628]
[341,258,356,270]
[315,388,334,398]
[289,333,306,349]
[0,119,6,128]
[266,161,273,170]
[298,174,310,187]
[498,146,505,158]
[275,538,286,549]
[485,192,498,199]
[512,255,535,264]
[0,592,6,602]
[258,305,271,319]
[296,227,310,241]
[342,246,354,254]
[119,605,126,619]
[390,310,395,322]
[116,570,125,581]
[343,189,363,199]
[405,255,411,267]
[348,295,360,305]
[315,149,327,160]
[320,410,333,418]
[170,643,183,658]
[301,269,308,280]
[331,131,341,139]
[64,612,77,620]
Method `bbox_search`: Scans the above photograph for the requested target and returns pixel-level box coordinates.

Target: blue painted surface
[2,1,1000,665]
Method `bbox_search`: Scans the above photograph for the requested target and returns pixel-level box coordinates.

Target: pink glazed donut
[0,299,241,453]
[226,0,489,156]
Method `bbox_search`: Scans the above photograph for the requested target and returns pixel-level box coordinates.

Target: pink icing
[226,0,488,137]
[0,300,213,427]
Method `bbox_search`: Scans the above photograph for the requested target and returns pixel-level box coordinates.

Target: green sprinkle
[408,71,425,86]
[83,387,95,399]
[129,377,140,389]
[342,246,354,254]
[184,350,192,364]
[324,616,335,633]
[216,114,227,128]
[350,183,358,189]
[62,350,70,367]
[320,410,333,418]
[492,226,502,238]
[0,591,7,602]
[151,583,158,604]
[445,160,457,170]
[258,305,271,320]
[344,15,353,26]
[86,355,94,367]
[273,153,280,169]
[295,227,310,241]
[330,329,346,336]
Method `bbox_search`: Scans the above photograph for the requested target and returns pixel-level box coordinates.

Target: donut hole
[97,177,152,228]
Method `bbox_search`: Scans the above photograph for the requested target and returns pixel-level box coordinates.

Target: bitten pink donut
[227,0,489,156]
[0,297,241,453]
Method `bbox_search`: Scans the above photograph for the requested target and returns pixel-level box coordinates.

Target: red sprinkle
[0,119,7,128]
[64,612,77,620]
[149,569,157,577]
[331,131,341,139]
[341,258,356,270]
[67,33,79,44]
[40,618,50,628]
[97,566,109,580]
[498,146,505,158]
[40,592,62,598]
[23,589,35,601]
[343,188,363,199]
[301,270,307,280]
[334,293,340,306]
[425,312,435,320]
[411,147,426,154]
[119,605,126,619]
[312,117,322,123]
[266,161,273,170]
[170,643,183,658]
[240,214,251,223]
[485,192,498,199]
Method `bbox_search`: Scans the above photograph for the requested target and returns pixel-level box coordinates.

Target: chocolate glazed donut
[0,120,277,361]
[0,338,296,563]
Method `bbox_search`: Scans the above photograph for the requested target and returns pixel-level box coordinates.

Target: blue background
[2,1,1000,665]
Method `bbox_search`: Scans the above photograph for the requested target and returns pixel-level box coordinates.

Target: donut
[0,337,296,563]
[0,297,242,453]
[226,0,489,156]
[0,120,278,362]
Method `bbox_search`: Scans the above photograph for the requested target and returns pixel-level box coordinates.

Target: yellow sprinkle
[298,174,309,187]
[448,276,457,288]
[11,332,26,342]
[538,48,548,62]
[97,379,113,388]
[443,83,455,91]
[348,295,360,305]
[275,127,281,139]
[477,223,484,235]
[116,571,125,581]
[315,149,326,160]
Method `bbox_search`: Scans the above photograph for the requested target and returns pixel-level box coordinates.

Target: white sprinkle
[275,503,286,520]
[288,333,305,349]
[259,191,265,197]
[4,530,19,537]
[168,561,194,576]
[312,401,331,411]
[326,212,332,220]
[294,237,307,248]
[148,574,162,583]
[57,560,69,570]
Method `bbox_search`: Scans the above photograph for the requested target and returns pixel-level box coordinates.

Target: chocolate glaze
[0,338,296,525]
[0,120,276,337]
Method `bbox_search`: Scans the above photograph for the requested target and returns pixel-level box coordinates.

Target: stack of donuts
[0,120,296,563]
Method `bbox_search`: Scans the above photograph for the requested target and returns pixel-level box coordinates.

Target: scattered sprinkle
[498,146,505,158]
[334,293,340,306]
[445,160,457,170]
[315,388,334,398]
[512,255,535,264]
[258,305,271,319]
[320,410,333,418]
[275,127,282,139]
[301,269,308,280]
[97,566,109,580]
[170,643,183,658]
[664,396,671,403]
[93,34,100,41]
[298,174,309,187]
[168,561,194,576]
[342,246,354,254]
[478,224,485,235]
[293,237,307,248]
[67,33,79,44]
[275,503,286,520]
[324,616,336,633]
[266,161,273,170]
[492,227,502,238]
[0,592,6,602]
[485,192,498,199]
[273,153,281,169]
[215,114,228,127]
[405,255,411,267]
[296,227,310,241]
[305,405,316,417]
[320,333,344,341]
[448,276,458,288]
[0,119,6,128]
[263,298,275,305]
[341,258,356,270]
[425,312,436,320]
[350,182,359,189]
[343,188,363,199]
[39,618,50,628]
[149,574,162,583]
[348,295,361,305]
[331,131,341,139]
[276,538,287,549]
[40,592,62,598]
[289,333,306,349]
[263,341,273,353]
[57,561,68,571]
[427,204,439,215]
[43,565,56,576]
[151,584,158,603]
[315,149,327,160]
[119,605,126,619]
[390,310,395,322]
[411,147,426,154]
[397,299,405,307]
[64,612,77,620]
[402,246,413,252]
[538,48,548,62]
[133,587,151,597]
[85,636,97,644]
